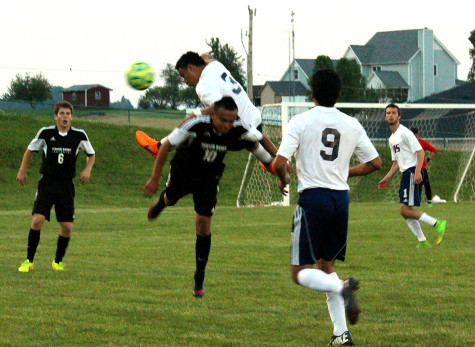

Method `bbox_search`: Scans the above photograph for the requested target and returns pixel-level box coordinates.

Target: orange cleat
[136,131,160,157]
[258,160,277,175]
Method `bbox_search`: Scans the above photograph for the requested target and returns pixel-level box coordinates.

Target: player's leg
[52,182,75,270]
[423,169,433,205]
[136,130,161,157]
[190,179,218,298]
[19,180,52,272]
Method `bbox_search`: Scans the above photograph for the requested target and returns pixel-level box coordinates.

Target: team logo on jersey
[203,131,211,137]
[50,137,56,141]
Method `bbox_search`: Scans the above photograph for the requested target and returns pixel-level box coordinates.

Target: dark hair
[410,127,419,135]
[310,69,341,107]
[175,51,206,70]
[214,96,238,112]
[54,100,73,115]
[385,103,401,116]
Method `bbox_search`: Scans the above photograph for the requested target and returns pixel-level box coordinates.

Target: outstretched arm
[349,156,382,177]
[144,139,172,197]
[16,149,33,185]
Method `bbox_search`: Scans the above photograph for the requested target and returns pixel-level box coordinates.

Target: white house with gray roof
[343,28,460,101]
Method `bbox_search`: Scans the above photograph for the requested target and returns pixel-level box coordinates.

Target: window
[95,91,101,100]
[293,69,299,80]
[72,92,76,101]
[434,65,438,76]
[372,66,382,72]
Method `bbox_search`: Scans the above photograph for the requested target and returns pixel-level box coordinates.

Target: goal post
[236,102,475,207]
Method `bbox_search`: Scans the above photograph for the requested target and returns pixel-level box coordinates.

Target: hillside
[0,111,463,211]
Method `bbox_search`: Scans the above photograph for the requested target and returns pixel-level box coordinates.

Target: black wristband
[426,158,431,162]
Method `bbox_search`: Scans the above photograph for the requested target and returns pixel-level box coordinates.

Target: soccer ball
[126,62,154,90]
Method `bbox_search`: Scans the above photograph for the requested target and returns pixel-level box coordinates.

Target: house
[260,81,308,105]
[252,85,263,107]
[62,84,112,108]
[343,28,459,101]
[280,59,338,90]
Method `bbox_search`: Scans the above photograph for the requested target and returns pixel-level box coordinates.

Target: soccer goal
[236,102,475,207]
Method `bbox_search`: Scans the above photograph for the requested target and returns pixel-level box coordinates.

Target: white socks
[405,218,427,241]
[297,268,344,293]
[326,272,348,336]
[419,213,437,227]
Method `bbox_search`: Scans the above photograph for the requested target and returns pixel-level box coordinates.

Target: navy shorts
[32,176,75,222]
[165,165,220,217]
[399,167,423,206]
[290,188,349,265]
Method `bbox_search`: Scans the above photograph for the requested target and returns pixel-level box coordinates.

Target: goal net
[236,102,475,207]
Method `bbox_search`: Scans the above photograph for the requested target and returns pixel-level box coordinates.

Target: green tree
[179,86,200,108]
[335,58,366,102]
[206,37,246,89]
[468,29,475,83]
[313,55,334,73]
[3,73,51,109]
[160,63,182,109]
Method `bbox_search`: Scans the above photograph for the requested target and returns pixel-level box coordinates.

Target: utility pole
[291,11,295,102]
[247,6,255,102]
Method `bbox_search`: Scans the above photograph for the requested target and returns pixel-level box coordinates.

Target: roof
[414,82,475,103]
[62,84,112,92]
[350,29,420,64]
[295,59,339,78]
[372,71,409,88]
[264,81,308,95]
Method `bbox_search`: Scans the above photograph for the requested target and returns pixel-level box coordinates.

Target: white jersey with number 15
[196,61,262,128]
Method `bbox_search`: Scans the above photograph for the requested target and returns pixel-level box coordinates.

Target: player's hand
[79,169,91,182]
[143,177,159,197]
[278,177,289,196]
[377,178,389,190]
[285,161,294,174]
[16,170,27,185]
[414,171,423,184]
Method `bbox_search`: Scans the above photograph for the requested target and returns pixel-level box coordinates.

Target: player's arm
[349,156,382,177]
[424,140,437,163]
[79,154,95,183]
[16,149,33,185]
[414,149,424,184]
[144,139,172,197]
[378,161,399,190]
[274,155,291,196]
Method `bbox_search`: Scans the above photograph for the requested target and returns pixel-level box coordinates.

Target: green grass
[0,202,473,346]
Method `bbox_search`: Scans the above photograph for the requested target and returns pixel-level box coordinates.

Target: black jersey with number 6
[167,116,262,179]
[28,126,95,180]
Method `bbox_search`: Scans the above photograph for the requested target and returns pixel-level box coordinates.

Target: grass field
[1,202,473,346]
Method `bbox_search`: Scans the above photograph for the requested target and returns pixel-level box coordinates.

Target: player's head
[411,127,420,138]
[53,101,73,130]
[385,103,401,126]
[310,69,341,107]
[211,96,238,135]
[175,51,206,87]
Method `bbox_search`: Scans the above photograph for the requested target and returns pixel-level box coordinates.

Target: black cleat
[192,273,205,298]
[341,277,361,325]
[329,331,354,345]
[148,200,163,220]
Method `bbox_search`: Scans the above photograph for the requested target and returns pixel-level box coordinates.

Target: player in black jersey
[143,96,273,297]
[16,101,95,272]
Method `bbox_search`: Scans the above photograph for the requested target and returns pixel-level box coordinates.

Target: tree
[335,58,367,102]
[468,29,475,83]
[313,55,334,73]
[179,86,200,108]
[3,73,52,109]
[206,37,246,89]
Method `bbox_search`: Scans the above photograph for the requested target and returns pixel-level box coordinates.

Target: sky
[1,0,474,107]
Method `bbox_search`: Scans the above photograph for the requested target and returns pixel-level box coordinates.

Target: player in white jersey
[378,104,447,248]
[274,69,382,346]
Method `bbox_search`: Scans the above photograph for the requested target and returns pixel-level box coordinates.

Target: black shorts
[32,176,75,222]
[165,165,220,217]
[291,188,349,265]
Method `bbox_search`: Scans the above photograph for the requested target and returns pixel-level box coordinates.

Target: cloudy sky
[1,0,473,106]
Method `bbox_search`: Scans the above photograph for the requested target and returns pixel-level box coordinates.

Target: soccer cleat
[148,200,164,221]
[18,259,34,272]
[416,240,431,249]
[192,273,205,298]
[136,130,160,157]
[329,331,354,345]
[428,203,433,207]
[52,261,64,271]
[435,220,447,245]
[341,278,361,325]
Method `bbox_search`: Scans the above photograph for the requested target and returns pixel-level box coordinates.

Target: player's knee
[60,222,73,237]
[31,214,45,230]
